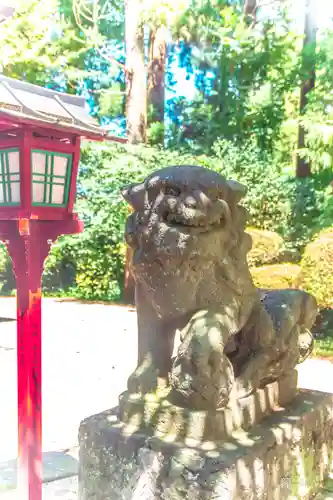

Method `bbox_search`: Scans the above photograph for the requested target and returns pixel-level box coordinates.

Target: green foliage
[312,309,333,359]
[300,29,333,171]
[317,186,333,230]
[147,122,165,145]
[43,140,327,300]
[246,228,284,267]
[0,0,64,86]
[0,0,125,118]
[0,139,329,300]
[301,228,333,307]
[0,0,331,304]
[99,86,124,116]
[251,263,301,290]
[209,139,324,249]
[0,243,15,295]
[170,1,301,151]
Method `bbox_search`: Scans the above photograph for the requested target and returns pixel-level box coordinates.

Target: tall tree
[244,0,257,22]
[296,0,317,178]
[71,0,126,122]
[124,0,147,143]
[148,26,167,126]
[170,0,299,151]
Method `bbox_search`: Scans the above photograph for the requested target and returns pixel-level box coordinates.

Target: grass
[312,308,333,360]
[315,475,333,499]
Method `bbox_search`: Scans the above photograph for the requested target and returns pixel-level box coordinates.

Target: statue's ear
[226,180,247,203]
[121,182,145,211]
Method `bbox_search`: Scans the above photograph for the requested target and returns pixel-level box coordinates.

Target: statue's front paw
[127,358,159,394]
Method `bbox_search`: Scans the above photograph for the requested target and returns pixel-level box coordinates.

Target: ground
[0,298,138,497]
[0,298,332,499]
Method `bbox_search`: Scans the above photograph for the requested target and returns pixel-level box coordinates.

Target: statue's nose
[183,190,211,210]
[183,194,197,209]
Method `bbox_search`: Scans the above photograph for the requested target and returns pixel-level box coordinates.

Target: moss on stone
[251,263,302,290]
[300,228,333,307]
[247,227,284,267]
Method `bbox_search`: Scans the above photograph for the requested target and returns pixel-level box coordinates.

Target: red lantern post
[0,75,125,499]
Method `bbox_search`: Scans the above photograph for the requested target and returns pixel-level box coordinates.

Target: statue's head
[122,165,250,263]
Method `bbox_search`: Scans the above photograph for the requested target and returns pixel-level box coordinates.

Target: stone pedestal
[78,387,333,500]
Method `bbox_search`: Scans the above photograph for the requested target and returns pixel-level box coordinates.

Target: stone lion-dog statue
[121,165,317,411]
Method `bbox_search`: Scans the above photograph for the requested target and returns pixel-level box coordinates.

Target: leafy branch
[72,0,126,72]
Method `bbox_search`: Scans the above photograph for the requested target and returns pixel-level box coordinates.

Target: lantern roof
[0,75,125,142]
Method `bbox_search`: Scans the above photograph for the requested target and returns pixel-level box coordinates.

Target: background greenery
[0,138,331,302]
[0,0,332,316]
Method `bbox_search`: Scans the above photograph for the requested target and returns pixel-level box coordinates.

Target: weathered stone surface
[118,371,298,441]
[79,390,333,500]
[121,165,317,409]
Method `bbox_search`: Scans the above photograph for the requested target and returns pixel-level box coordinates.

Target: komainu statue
[121,165,317,412]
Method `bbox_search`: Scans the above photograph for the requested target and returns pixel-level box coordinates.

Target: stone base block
[79,390,333,500]
[119,371,298,441]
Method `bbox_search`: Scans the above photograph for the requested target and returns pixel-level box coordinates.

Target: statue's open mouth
[164,212,222,229]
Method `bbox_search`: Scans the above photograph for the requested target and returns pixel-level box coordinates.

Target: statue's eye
[165,186,180,197]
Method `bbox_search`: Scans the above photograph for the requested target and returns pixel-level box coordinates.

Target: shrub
[211,139,325,250]
[282,177,325,251]
[0,243,15,295]
[247,227,284,267]
[300,228,333,307]
[251,263,302,290]
[211,139,292,234]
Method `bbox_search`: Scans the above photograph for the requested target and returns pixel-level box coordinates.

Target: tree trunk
[125,0,147,144]
[296,0,317,178]
[244,0,257,23]
[147,26,166,124]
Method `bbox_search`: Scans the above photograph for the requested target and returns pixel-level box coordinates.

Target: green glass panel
[0,148,20,206]
[31,150,72,207]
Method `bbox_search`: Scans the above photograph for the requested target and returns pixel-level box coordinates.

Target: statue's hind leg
[234,289,317,398]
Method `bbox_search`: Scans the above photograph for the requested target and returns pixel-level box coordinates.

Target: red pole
[16,219,43,499]
[17,287,42,498]
[0,218,83,500]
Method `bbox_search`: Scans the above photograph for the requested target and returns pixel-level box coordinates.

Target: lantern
[0,75,125,500]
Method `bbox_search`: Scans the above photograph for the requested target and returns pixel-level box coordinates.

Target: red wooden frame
[0,129,81,220]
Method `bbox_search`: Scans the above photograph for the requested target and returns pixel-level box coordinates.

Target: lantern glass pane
[51,184,65,205]
[53,156,67,177]
[32,182,45,203]
[31,150,72,207]
[0,148,21,206]
[11,181,20,203]
[32,152,47,175]
[8,151,20,173]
